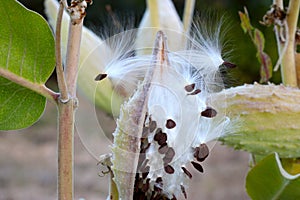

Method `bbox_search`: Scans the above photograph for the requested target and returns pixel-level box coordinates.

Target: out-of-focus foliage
[246,153,300,200]
[18,0,281,85]
[239,8,273,83]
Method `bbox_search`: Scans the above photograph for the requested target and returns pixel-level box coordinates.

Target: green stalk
[274,0,299,87]
[182,0,195,34]
[147,0,160,30]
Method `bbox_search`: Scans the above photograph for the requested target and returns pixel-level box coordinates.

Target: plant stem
[296,53,300,86]
[65,20,83,97]
[182,0,195,34]
[57,100,75,200]
[0,68,59,103]
[283,0,300,87]
[56,1,89,199]
[55,0,69,101]
[147,0,159,29]
[274,0,299,86]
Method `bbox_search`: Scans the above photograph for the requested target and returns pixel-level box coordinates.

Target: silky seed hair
[105,16,234,200]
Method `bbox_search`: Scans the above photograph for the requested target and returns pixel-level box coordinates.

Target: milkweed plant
[0,0,300,200]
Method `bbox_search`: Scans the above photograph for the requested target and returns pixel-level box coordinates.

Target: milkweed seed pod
[112,30,232,199]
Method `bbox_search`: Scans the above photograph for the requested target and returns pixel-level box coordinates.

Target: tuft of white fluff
[141,34,229,198]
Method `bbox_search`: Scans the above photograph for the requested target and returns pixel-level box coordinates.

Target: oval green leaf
[246,153,300,200]
[0,0,55,130]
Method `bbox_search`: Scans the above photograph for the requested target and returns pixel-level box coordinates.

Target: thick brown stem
[58,100,75,200]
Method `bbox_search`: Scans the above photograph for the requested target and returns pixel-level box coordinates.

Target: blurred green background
[18,0,283,85]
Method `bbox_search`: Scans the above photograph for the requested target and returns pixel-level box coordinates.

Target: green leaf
[239,7,253,33]
[0,0,55,130]
[0,77,45,130]
[246,153,300,200]
[257,51,273,83]
[254,29,265,51]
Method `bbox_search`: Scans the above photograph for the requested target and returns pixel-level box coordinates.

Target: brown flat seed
[142,178,150,192]
[181,167,192,179]
[193,147,200,159]
[201,107,217,118]
[181,185,187,199]
[164,165,175,174]
[142,171,149,179]
[184,83,195,92]
[165,147,175,158]
[163,156,173,164]
[166,119,176,129]
[197,143,209,162]
[142,126,149,137]
[188,88,201,95]
[158,143,168,154]
[94,73,107,81]
[139,159,149,172]
[156,177,162,183]
[154,130,167,145]
[163,147,175,164]
[149,120,157,132]
[223,61,237,68]
[141,142,150,153]
[191,161,204,173]
[171,194,177,200]
[154,177,163,192]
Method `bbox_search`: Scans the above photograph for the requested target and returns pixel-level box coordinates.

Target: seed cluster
[133,106,214,199]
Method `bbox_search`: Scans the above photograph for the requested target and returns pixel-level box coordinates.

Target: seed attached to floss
[181,185,187,199]
[191,161,204,173]
[166,119,176,129]
[94,73,107,81]
[188,88,201,95]
[165,147,175,160]
[201,107,217,118]
[181,166,192,179]
[154,177,163,192]
[158,143,168,154]
[154,129,168,145]
[184,83,195,92]
[171,194,177,200]
[196,143,210,162]
[149,120,157,132]
[164,165,175,174]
